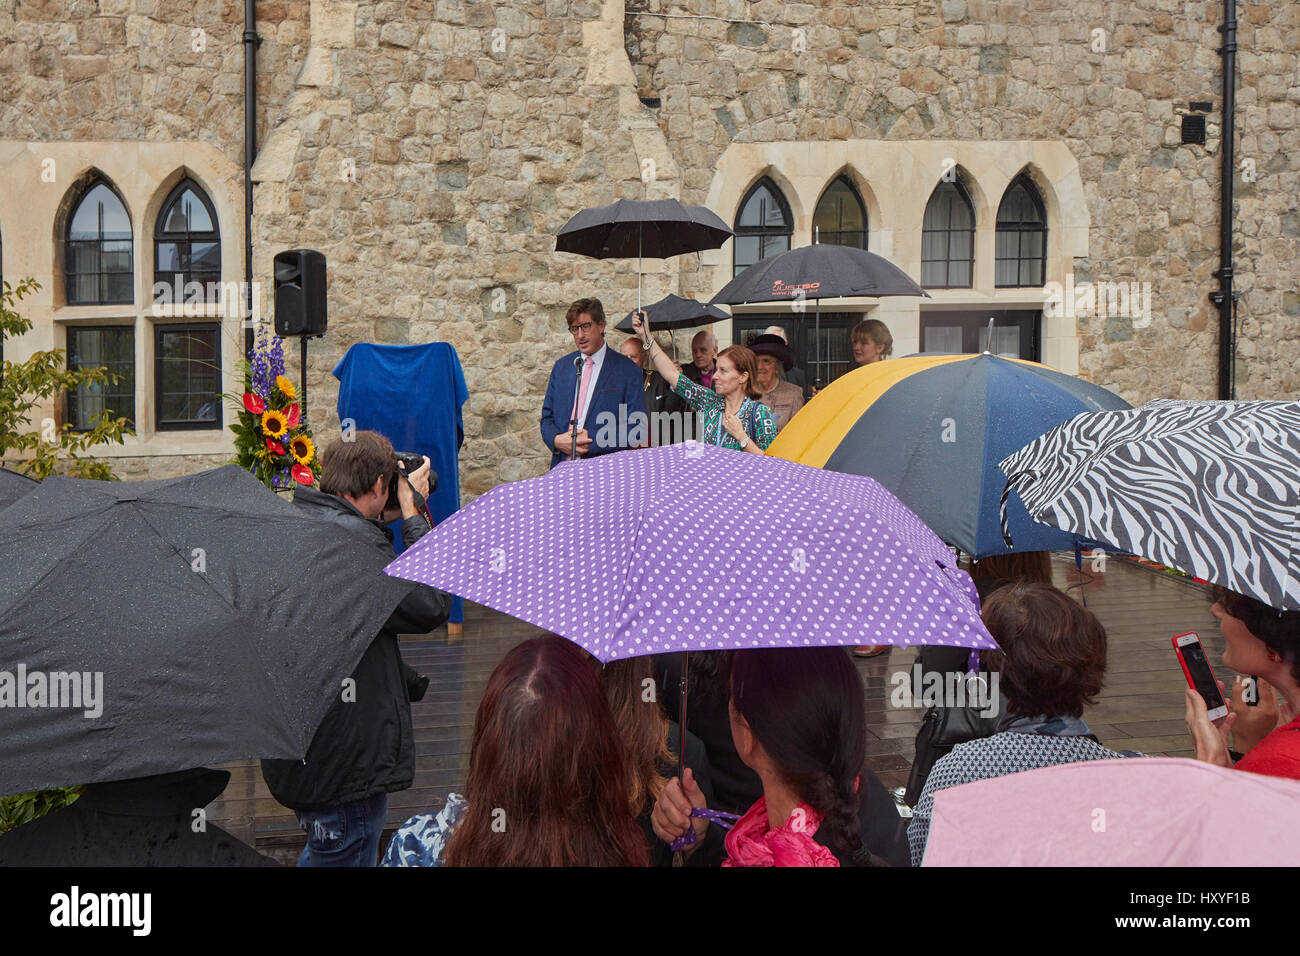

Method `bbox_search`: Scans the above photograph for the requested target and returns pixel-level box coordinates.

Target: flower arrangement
[226,326,320,490]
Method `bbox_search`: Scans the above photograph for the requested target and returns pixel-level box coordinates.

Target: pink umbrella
[924,757,1300,866]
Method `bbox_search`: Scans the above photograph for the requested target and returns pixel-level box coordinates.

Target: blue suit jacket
[540,345,648,469]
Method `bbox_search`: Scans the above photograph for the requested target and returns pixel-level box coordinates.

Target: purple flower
[268,335,287,381]
[247,324,280,399]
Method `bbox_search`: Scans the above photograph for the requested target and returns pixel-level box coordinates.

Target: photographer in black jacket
[261,430,451,866]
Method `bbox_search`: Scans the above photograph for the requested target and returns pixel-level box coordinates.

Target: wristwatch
[738,436,750,449]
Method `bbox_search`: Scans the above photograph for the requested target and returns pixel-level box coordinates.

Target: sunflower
[275,375,297,401]
[290,434,315,466]
[261,408,289,439]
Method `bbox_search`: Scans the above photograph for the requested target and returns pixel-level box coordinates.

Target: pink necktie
[572,356,594,426]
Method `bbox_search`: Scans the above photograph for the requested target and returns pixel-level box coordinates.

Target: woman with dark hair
[651,647,910,867]
[381,635,648,866]
[655,651,764,826]
[632,311,776,452]
[1184,588,1300,779]
[907,582,1140,865]
[912,550,1055,678]
[596,656,718,866]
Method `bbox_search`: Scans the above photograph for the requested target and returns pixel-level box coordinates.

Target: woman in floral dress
[631,311,776,453]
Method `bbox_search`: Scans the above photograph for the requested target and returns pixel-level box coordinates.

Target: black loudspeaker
[273,249,328,337]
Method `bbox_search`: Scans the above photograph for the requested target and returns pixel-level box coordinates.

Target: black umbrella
[614,293,729,333]
[556,198,733,311]
[0,465,417,796]
[0,768,278,866]
[0,466,38,513]
[710,242,930,387]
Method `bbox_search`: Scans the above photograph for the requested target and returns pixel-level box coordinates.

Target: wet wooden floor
[207,554,1218,863]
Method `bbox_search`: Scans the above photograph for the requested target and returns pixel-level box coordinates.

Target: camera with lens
[387,451,437,511]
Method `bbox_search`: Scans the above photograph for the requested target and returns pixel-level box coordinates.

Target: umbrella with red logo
[710,242,929,389]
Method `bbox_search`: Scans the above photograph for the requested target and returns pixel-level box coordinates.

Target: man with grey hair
[681,329,718,391]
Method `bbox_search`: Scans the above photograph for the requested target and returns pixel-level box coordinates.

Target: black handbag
[904,676,1001,807]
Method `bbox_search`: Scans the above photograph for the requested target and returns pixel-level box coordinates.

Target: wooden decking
[207,553,1217,863]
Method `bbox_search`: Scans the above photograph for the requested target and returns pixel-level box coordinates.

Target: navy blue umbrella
[768,352,1132,557]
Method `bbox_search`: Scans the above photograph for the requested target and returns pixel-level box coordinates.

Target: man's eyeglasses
[568,321,598,334]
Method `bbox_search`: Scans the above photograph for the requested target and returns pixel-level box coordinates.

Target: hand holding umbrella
[633,308,682,393]
[651,767,710,850]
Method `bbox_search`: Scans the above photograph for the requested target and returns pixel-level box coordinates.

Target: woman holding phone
[1184,588,1300,780]
[631,311,775,454]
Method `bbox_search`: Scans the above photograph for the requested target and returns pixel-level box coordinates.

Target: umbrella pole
[638,226,643,314]
[815,300,822,389]
[677,650,689,781]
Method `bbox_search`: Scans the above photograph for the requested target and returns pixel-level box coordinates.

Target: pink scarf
[722,796,839,867]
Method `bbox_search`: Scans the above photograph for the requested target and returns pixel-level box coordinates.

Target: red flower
[265,437,285,455]
[292,463,314,485]
[286,403,301,427]
[243,392,265,415]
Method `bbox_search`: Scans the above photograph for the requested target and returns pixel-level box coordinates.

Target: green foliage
[0,278,130,480]
[0,786,83,833]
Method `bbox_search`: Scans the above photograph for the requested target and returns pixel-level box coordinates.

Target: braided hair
[730,647,875,866]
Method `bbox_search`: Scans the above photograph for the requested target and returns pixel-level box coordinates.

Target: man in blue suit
[540,298,648,469]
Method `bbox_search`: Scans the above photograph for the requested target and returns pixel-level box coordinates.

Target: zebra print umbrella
[998,399,1300,610]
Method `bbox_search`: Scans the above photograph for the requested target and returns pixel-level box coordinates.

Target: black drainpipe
[1212,0,1237,399]
[243,1,261,356]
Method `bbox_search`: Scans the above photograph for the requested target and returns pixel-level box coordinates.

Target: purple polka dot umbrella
[385,442,996,662]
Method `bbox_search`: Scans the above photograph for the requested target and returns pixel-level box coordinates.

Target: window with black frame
[921,179,975,289]
[733,178,792,278]
[154,179,221,304]
[734,314,858,390]
[67,326,135,431]
[919,310,1041,361]
[995,175,1047,288]
[65,178,133,306]
[812,176,867,249]
[155,324,221,430]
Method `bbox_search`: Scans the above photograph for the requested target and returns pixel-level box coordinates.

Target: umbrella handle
[998,470,1036,547]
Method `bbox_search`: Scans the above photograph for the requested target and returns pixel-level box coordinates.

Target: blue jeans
[296,793,389,867]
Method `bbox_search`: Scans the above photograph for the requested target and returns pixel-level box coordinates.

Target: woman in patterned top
[632,311,776,453]
[907,582,1141,865]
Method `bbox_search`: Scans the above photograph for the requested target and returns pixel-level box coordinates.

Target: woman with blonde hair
[851,318,893,364]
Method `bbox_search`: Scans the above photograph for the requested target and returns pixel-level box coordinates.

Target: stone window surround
[699,140,1089,374]
[0,142,244,459]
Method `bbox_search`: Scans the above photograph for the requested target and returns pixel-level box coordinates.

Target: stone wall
[251,0,689,497]
[0,0,306,150]
[620,0,1299,400]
